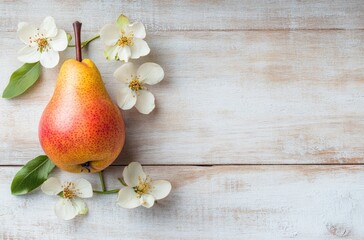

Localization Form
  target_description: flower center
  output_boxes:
[117,33,134,47]
[29,32,50,53]
[128,77,143,91]
[36,38,48,52]
[62,182,78,199]
[134,176,151,197]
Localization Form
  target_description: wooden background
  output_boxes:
[1,1,364,239]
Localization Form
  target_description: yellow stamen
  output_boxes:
[134,176,152,197]
[62,182,78,199]
[29,32,50,53]
[36,38,49,52]
[117,33,134,47]
[128,77,143,92]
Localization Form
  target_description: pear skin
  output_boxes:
[38,59,125,173]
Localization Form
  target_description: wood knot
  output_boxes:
[326,223,350,237]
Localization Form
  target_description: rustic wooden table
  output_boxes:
[1,1,364,239]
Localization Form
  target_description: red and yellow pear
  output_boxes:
[38,22,125,173]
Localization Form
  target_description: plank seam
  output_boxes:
[2,28,364,33]
[1,163,364,167]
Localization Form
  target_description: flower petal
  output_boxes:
[17,22,37,46]
[55,198,78,220]
[127,22,146,39]
[74,179,93,198]
[137,62,164,85]
[118,46,131,62]
[49,29,67,51]
[17,45,41,63]
[40,49,59,68]
[116,14,129,31]
[104,45,119,60]
[117,86,137,110]
[135,90,155,114]
[113,62,136,83]
[72,198,88,215]
[41,177,63,195]
[130,39,150,59]
[100,24,120,46]
[123,162,146,187]
[149,180,172,200]
[39,16,58,38]
[140,194,155,208]
[117,187,141,209]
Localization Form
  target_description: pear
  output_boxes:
[38,58,125,173]
[38,22,125,173]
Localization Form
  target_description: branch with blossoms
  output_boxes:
[3,15,162,114]
[5,14,171,220]
[41,163,171,220]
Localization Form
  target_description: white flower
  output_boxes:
[100,15,150,62]
[117,162,171,208]
[114,62,164,114]
[41,177,93,220]
[17,16,68,68]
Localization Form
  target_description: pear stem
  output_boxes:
[72,21,82,62]
[99,171,106,192]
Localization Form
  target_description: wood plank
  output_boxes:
[1,165,363,239]
[1,0,363,32]
[1,30,364,165]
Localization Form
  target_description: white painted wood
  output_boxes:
[1,166,364,239]
[1,0,363,32]
[1,1,364,239]
[0,30,363,165]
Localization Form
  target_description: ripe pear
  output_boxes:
[38,58,125,173]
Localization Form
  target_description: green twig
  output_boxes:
[99,171,106,192]
[68,34,100,48]
[93,171,121,194]
[93,189,119,194]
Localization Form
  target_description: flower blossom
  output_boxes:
[117,162,171,208]
[114,62,164,114]
[41,177,93,220]
[100,15,150,62]
[17,16,68,68]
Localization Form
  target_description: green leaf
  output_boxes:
[66,32,72,43]
[116,14,129,30]
[11,155,55,195]
[2,62,41,99]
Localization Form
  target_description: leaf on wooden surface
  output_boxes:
[2,62,41,99]
[11,155,55,195]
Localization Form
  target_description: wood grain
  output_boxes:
[1,1,364,239]
[1,165,364,239]
[1,30,363,165]
[0,0,363,32]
